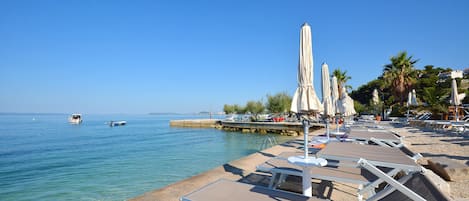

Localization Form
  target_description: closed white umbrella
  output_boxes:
[372,89,380,118]
[291,23,322,114]
[321,62,333,140]
[339,85,356,117]
[331,76,342,134]
[407,91,412,106]
[406,89,418,119]
[406,91,412,118]
[332,85,355,134]
[289,22,325,198]
[450,79,460,121]
[331,76,340,115]
[411,89,418,106]
[372,89,380,106]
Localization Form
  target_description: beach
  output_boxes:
[132,122,469,201]
[394,124,469,199]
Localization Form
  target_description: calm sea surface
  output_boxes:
[0,114,294,201]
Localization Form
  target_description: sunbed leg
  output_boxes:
[359,168,400,195]
[357,184,364,201]
[269,172,278,189]
[358,158,426,201]
[279,173,287,185]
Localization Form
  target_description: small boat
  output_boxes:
[109,121,127,127]
[68,114,83,124]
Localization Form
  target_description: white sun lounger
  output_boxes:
[180,179,323,201]
[257,151,401,200]
[347,129,404,148]
[256,155,383,200]
[316,142,430,201]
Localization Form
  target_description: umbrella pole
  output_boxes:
[407,107,410,120]
[326,118,330,140]
[456,106,458,121]
[303,118,309,159]
[336,115,340,133]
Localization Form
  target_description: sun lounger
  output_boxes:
[180,179,322,201]
[316,142,434,200]
[347,129,404,147]
[257,150,408,199]
[256,155,378,188]
[317,142,419,171]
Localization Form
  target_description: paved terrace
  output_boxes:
[132,122,469,201]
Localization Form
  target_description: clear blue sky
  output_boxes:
[1,0,468,114]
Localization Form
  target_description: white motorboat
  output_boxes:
[109,120,126,127]
[68,114,83,124]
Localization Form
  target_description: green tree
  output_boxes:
[332,68,352,97]
[233,104,246,114]
[266,92,292,113]
[421,87,449,119]
[223,104,235,114]
[245,100,265,121]
[245,101,265,114]
[383,51,418,106]
[350,79,385,105]
[353,101,367,114]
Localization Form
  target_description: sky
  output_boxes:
[1,0,468,114]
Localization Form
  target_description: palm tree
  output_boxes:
[332,68,351,97]
[383,51,418,106]
[421,87,449,119]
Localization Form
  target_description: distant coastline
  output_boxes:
[148,112,225,115]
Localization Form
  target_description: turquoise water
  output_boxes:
[0,114,294,201]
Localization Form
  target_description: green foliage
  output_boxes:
[223,104,235,114]
[233,104,246,114]
[266,92,292,113]
[383,51,419,105]
[332,68,352,96]
[245,101,265,114]
[348,53,465,118]
[223,92,291,115]
[353,101,367,114]
[463,90,469,104]
[421,87,449,115]
[224,104,246,114]
[350,79,385,105]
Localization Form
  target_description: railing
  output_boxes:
[259,136,278,150]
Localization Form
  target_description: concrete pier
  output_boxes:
[170,119,325,136]
[169,119,221,128]
[221,121,324,132]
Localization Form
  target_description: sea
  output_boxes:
[0,114,295,201]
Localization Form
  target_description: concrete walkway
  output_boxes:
[131,123,469,201]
